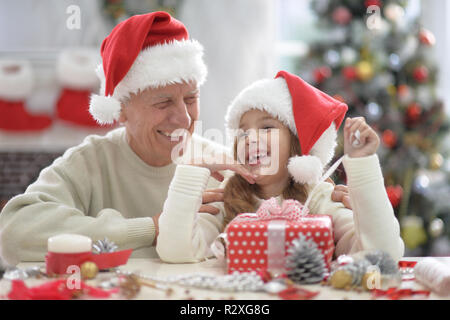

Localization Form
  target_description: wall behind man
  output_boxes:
[179,0,276,139]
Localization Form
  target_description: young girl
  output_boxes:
[156,71,404,263]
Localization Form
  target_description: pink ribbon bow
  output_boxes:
[256,197,309,221]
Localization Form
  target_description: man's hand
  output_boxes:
[200,188,224,214]
[331,185,352,210]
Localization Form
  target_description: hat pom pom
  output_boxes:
[288,155,324,185]
[89,94,121,125]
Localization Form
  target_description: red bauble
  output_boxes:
[386,185,403,208]
[365,0,382,8]
[342,66,358,80]
[419,29,436,46]
[313,66,332,84]
[397,84,410,98]
[332,6,352,25]
[406,102,422,123]
[382,129,397,148]
[412,66,429,83]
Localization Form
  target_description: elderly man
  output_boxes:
[0,12,350,266]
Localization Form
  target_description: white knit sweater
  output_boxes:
[0,127,225,265]
[156,154,405,263]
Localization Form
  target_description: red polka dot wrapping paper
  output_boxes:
[225,214,334,274]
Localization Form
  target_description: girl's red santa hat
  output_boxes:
[89,11,207,124]
[225,70,348,184]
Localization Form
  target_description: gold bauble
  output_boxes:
[401,216,427,249]
[356,61,374,81]
[329,269,353,289]
[429,153,444,170]
[387,84,397,97]
[80,261,99,279]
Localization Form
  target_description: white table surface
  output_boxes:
[1,257,448,300]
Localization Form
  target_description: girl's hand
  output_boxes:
[187,153,257,184]
[344,117,380,158]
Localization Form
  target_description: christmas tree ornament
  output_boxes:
[342,66,358,81]
[405,102,422,125]
[381,129,397,149]
[0,59,53,132]
[365,101,382,121]
[412,66,429,83]
[401,216,427,249]
[383,3,405,23]
[428,218,444,238]
[413,172,430,194]
[332,6,352,25]
[356,60,374,81]
[419,28,436,47]
[429,153,444,170]
[397,84,413,104]
[80,261,99,279]
[92,237,119,254]
[386,84,397,97]
[329,259,371,289]
[285,234,327,284]
[340,47,357,65]
[324,49,341,67]
[313,66,332,84]
[329,269,353,289]
[388,53,402,71]
[386,185,403,209]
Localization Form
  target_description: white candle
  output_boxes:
[47,234,92,253]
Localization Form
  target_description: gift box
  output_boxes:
[224,198,334,275]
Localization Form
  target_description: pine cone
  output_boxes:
[285,234,327,284]
[364,250,399,275]
[93,237,118,254]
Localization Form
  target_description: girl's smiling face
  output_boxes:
[236,109,292,186]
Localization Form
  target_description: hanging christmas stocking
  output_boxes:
[0,60,52,132]
[56,48,106,127]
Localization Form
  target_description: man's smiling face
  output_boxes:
[119,81,200,166]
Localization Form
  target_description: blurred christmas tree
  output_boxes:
[296,0,450,256]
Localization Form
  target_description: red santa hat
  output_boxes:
[225,70,348,184]
[89,11,207,124]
